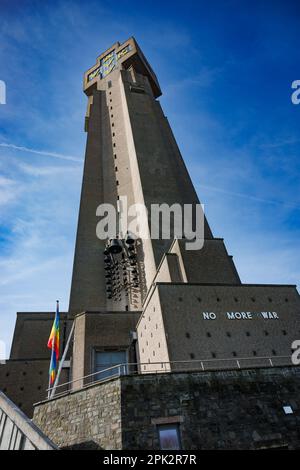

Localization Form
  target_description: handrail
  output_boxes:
[46,354,295,399]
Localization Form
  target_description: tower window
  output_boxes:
[246,331,250,337]
[282,330,287,336]
[226,332,231,338]
[253,350,257,356]
[232,351,237,357]
[234,297,238,302]
[211,352,216,358]
[190,353,195,359]
[108,81,112,88]
[116,180,119,186]
[178,297,183,302]
[197,297,202,302]
[115,167,118,172]
[206,332,211,338]
[264,330,269,336]
[186,332,190,338]
[272,349,277,356]
[268,298,273,302]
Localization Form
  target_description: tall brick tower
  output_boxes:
[68,37,239,315]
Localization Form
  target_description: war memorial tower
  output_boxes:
[1,38,300,450]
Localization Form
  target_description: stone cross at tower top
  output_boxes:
[84,37,161,98]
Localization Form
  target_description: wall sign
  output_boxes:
[202,311,279,320]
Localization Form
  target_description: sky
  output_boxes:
[0,0,299,354]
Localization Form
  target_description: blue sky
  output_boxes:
[0,0,299,353]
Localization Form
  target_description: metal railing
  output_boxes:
[46,354,296,400]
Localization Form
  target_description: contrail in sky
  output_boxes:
[0,143,82,163]
[200,184,300,210]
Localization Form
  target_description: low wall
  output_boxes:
[33,367,300,450]
[34,379,122,450]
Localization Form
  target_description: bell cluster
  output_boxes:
[104,235,139,301]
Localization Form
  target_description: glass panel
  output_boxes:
[94,351,127,381]
[158,425,181,450]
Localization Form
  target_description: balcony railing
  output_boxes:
[45,354,297,400]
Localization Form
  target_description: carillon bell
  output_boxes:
[104,235,140,301]
[108,238,123,254]
[125,233,135,245]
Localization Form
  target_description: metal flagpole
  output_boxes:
[47,300,59,399]
[47,363,52,399]
[49,320,75,399]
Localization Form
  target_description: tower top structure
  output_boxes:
[83,37,162,98]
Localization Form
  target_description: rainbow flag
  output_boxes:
[47,301,60,386]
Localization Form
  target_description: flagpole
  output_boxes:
[48,300,59,399]
[49,320,75,399]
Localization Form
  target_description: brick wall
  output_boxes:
[34,379,122,449]
[33,366,300,450]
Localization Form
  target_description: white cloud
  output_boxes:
[0,175,21,206]
[17,161,81,177]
